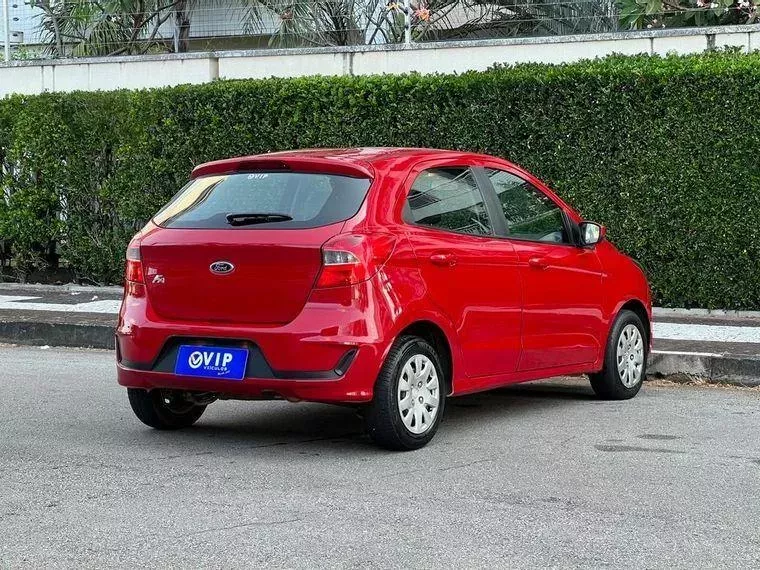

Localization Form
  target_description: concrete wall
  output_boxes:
[1,25,758,97]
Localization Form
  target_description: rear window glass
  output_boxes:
[153,172,371,229]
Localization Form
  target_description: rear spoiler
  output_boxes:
[191,156,374,180]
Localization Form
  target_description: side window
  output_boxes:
[406,167,492,236]
[486,169,569,244]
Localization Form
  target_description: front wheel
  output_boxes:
[127,388,207,430]
[589,309,648,400]
[365,336,446,451]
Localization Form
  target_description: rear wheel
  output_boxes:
[365,336,446,451]
[127,388,207,430]
[590,310,647,400]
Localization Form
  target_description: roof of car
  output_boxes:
[190,147,490,179]
[263,147,459,162]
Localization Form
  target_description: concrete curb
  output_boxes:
[0,320,115,349]
[648,350,760,387]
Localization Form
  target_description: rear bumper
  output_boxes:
[116,343,379,403]
[116,278,396,403]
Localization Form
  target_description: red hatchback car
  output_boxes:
[117,148,651,450]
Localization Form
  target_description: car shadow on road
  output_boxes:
[138,377,596,452]
[443,377,596,428]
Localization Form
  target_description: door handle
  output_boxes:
[430,253,457,267]
[528,257,548,269]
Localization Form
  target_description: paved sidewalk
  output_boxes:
[1,283,759,385]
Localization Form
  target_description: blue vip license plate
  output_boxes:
[175,345,249,380]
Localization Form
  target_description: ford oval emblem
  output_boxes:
[209,261,235,275]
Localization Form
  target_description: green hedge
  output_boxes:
[1,50,760,308]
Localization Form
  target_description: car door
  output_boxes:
[480,166,605,372]
[402,162,523,378]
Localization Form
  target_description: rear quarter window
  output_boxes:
[404,167,493,236]
[154,172,371,229]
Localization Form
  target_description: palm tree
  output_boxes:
[240,0,396,47]
[415,0,618,40]
[32,0,620,56]
[31,0,188,57]
[240,0,618,47]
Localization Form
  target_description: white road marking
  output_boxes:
[653,322,760,344]
[651,349,723,358]
[0,295,121,314]
[1,293,760,343]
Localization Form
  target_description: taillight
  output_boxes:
[125,240,145,297]
[315,233,396,289]
[125,245,144,283]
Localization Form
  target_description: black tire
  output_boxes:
[589,309,648,400]
[127,388,206,430]
[365,336,447,451]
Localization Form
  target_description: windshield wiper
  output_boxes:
[226,212,294,226]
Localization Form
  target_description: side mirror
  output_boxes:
[579,221,605,247]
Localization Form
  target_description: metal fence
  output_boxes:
[1,0,758,60]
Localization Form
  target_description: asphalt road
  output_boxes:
[1,346,759,569]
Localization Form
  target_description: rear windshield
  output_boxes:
[153,172,371,229]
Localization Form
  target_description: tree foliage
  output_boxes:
[617,0,758,29]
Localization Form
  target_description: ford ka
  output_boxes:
[117,148,651,450]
